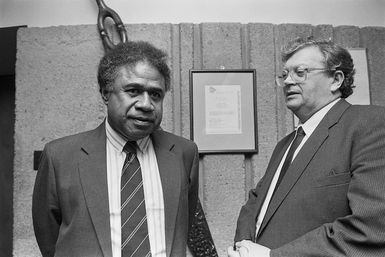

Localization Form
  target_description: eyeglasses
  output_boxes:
[275,66,335,87]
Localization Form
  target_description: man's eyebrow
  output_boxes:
[148,87,164,92]
[122,83,142,88]
[121,83,165,93]
[283,64,306,70]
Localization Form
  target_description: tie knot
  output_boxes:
[296,126,305,136]
[123,141,137,154]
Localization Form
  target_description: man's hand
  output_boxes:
[229,240,270,257]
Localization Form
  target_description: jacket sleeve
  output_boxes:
[187,143,219,257]
[271,111,385,257]
[234,188,260,243]
[32,144,61,257]
[188,143,199,229]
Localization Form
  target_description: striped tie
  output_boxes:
[121,142,151,257]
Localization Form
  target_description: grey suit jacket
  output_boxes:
[33,122,199,257]
[235,99,385,256]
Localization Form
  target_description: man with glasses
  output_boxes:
[228,38,385,257]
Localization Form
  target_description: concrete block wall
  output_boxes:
[14,23,385,256]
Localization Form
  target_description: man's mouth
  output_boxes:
[131,116,154,123]
[286,91,300,97]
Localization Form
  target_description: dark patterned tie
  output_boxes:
[275,126,306,190]
[121,142,151,257]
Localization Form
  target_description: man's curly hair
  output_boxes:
[281,37,356,98]
[97,41,171,94]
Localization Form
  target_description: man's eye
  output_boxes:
[295,68,306,77]
[150,91,163,101]
[281,71,289,79]
[126,88,140,95]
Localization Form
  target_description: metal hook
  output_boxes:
[95,0,128,51]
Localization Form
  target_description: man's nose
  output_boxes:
[284,73,296,86]
[136,92,154,111]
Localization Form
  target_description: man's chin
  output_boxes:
[119,122,160,141]
[130,124,160,140]
[285,98,301,110]
[124,131,151,141]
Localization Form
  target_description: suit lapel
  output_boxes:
[258,125,329,236]
[258,99,351,236]
[78,123,112,257]
[152,130,181,257]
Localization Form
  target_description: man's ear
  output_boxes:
[330,70,344,93]
[101,88,110,104]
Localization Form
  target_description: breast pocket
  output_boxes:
[315,172,351,188]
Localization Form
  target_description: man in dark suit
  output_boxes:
[33,41,199,257]
[228,38,385,256]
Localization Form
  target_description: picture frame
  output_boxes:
[346,48,371,105]
[189,69,258,154]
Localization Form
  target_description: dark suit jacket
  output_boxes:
[32,122,199,257]
[235,99,385,256]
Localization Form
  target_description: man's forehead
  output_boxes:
[121,61,156,73]
[284,46,324,67]
[116,63,166,90]
[119,62,163,78]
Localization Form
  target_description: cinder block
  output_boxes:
[248,23,277,185]
[203,155,245,257]
[201,23,243,69]
[360,27,385,106]
[313,24,333,41]
[179,23,194,139]
[333,25,360,47]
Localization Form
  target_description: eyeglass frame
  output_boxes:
[275,66,336,87]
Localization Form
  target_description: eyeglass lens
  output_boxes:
[276,68,307,87]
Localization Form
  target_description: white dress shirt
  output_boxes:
[255,98,341,236]
[106,121,166,257]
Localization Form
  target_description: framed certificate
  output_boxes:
[189,69,258,153]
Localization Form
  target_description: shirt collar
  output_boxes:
[298,98,341,136]
[105,119,150,154]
